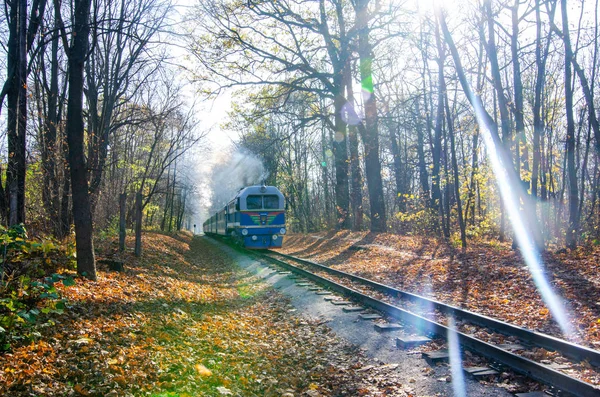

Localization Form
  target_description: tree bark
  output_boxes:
[345,61,363,230]
[434,16,466,247]
[332,81,351,229]
[561,0,579,249]
[354,0,386,232]
[484,0,513,162]
[431,19,444,222]
[5,0,21,226]
[65,0,96,279]
[40,12,62,236]
[415,98,430,203]
[2,0,46,226]
[388,117,406,212]
[135,192,142,257]
[119,193,126,252]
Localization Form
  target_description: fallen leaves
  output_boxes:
[282,231,600,346]
[195,363,212,377]
[0,232,410,396]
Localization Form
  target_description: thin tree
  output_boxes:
[559,0,579,249]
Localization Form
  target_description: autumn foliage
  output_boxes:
[0,232,410,396]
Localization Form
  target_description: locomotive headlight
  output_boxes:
[251,235,257,241]
[272,235,278,240]
[279,228,286,235]
[241,229,249,236]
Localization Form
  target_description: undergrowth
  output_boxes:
[0,224,75,351]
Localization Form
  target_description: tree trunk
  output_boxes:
[161,166,171,231]
[345,60,363,230]
[5,0,20,226]
[415,98,430,203]
[40,15,62,236]
[439,7,521,245]
[431,20,444,223]
[119,193,126,252]
[321,124,333,228]
[135,192,142,257]
[168,158,177,233]
[354,0,386,232]
[65,0,96,279]
[332,79,351,229]
[435,17,466,247]
[15,0,27,225]
[532,0,549,201]
[3,0,46,226]
[388,118,406,212]
[485,0,512,162]
[60,131,72,238]
[561,0,579,249]
[465,129,479,226]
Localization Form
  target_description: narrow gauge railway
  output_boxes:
[203,185,287,249]
[246,249,600,397]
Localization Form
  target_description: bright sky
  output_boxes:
[171,0,235,152]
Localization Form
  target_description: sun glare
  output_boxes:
[469,94,575,339]
[416,0,463,15]
[448,317,467,397]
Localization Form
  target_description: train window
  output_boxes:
[263,195,279,209]
[247,195,262,209]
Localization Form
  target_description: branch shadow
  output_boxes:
[284,230,353,258]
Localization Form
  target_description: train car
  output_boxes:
[203,185,286,249]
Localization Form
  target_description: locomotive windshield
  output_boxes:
[263,195,279,209]
[247,195,280,210]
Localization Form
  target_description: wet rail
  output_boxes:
[250,249,600,397]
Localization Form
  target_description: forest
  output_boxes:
[1,0,600,395]
[193,0,600,255]
[0,0,599,272]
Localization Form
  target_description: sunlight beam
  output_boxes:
[448,317,467,397]
[469,90,575,338]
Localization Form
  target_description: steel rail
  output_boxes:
[268,250,600,368]
[255,251,600,397]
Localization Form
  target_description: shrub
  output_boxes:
[0,225,75,351]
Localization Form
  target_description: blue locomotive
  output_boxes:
[202,185,286,249]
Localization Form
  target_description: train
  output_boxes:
[202,185,286,249]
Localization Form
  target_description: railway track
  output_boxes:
[247,248,600,397]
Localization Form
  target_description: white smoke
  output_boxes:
[206,147,269,214]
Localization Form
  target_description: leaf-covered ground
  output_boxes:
[0,233,410,396]
[281,231,600,348]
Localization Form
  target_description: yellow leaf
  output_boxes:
[74,384,89,396]
[113,375,127,386]
[195,364,212,377]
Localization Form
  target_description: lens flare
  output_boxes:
[469,93,574,338]
[341,101,362,125]
[448,317,466,397]
[360,58,374,94]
